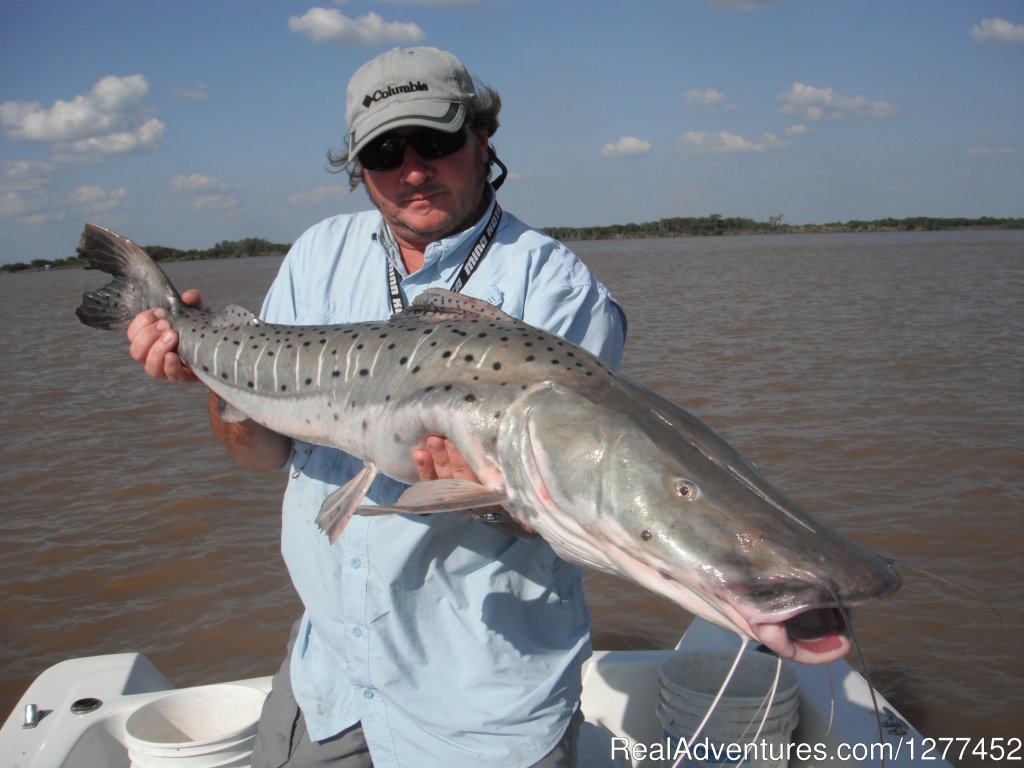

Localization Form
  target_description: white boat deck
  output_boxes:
[2,618,948,768]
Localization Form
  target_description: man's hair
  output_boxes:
[328,80,502,190]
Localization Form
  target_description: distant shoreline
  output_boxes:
[544,215,1023,242]
[3,216,1021,273]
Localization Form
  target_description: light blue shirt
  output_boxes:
[260,197,626,768]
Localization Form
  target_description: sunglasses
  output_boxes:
[358,126,470,171]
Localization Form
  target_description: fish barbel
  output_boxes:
[75,223,900,664]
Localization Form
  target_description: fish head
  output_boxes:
[500,381,901,664]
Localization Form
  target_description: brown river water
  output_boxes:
[1,230,1021,765]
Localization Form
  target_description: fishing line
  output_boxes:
[885,555,1004,632]
[671,638,750,768]
[834,591,888,768]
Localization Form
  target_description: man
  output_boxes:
[128,47,625,767]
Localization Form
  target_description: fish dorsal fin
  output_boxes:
[211,304,260,328]
[405,288,514,323]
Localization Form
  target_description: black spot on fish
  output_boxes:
[551,359,560,365]
[464,354,474,362]
[221,373,228,379]
[359,369,369,376]
[305,378,312,385]
[281,385,287,391]
[492,362,502,371]
[442,350,452,359]
[303,341,311,347]
[267,350,274,357]
[332,370,341,378]
[526,355,535,362]
[464,394,477,403]
[424,386,434,393]
[399,356,408,365]
[411,366,420,374]
[247,382,254,389]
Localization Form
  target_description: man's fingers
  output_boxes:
[180,289,202,309]
[444,440,474,480]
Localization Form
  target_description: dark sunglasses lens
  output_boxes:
[411,128,468,160]
[359,127,468,171]
[359,136,404,171]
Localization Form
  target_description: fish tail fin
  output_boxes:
[75,223,183,331]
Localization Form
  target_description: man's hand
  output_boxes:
[412,435,478,482]
[412,435,534,535]
[126,289,202,382]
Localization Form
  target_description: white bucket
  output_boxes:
[125,685,267,768]
[656,651,799,768]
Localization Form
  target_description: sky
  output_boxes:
[1,0,1022,265]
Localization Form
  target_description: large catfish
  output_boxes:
[76,223,900,664]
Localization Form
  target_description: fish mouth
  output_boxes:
[752,607,852,663]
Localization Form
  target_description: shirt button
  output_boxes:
[350,558,361,569]
[352,626,362,637]
[362,689,374,700]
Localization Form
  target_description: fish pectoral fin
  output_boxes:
[217,400,249,423]
[315,463,379,544]
[356,480,509,515]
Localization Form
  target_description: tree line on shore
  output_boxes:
[1,236,291,273]
[3,216,1020,273]
[543,214,1023,241]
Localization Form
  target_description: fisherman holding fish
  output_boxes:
[123,48,626,768]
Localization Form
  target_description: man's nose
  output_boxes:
[398,144,432,184]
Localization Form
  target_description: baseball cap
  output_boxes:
[346,47,476,160]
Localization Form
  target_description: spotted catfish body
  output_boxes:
[76,223,901,665]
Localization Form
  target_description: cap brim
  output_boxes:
[349,101,466,159]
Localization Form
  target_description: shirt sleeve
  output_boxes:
[520,245,627,369]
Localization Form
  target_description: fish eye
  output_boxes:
[674,480,699,499]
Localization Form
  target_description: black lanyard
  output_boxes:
[386,203,503,314]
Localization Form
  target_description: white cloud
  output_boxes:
[192,194,239,212]
[0,160,53,220]
[0,75,163,161]
[685,88,737,111]
[288,8,425,45]
[289,185,349,206]
[172,83,209,101]
[966,145,1019,157]
[0,75,150,143]
[69,184,128,213]
[970,18,1024,43]
[62,117,164,156]
[675,130,786,154]
[785,123,811,136]
[779,82,898,121]
[601,136,652,158]
[168,173,238,211]
[171,173,228,194]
